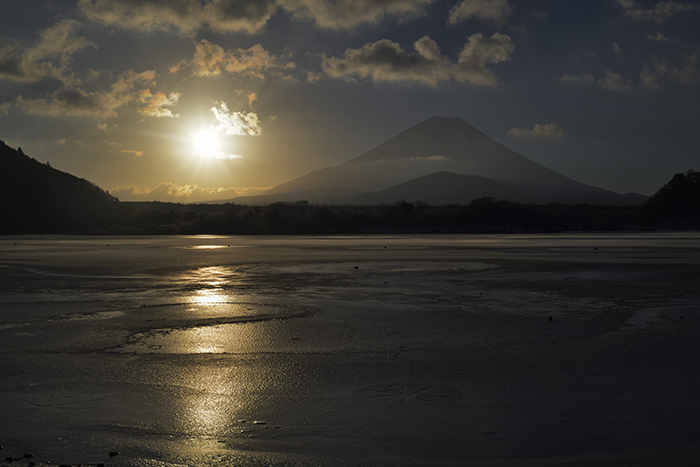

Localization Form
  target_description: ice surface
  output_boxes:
[0,233,699,466]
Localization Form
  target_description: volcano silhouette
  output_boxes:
[236,117,642,205]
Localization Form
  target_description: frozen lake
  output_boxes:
[1,233,699,466]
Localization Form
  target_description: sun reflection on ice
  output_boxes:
[191,288,227,305]
[178,364,243,437]
[187,326,226,353]
[185,266,234,306]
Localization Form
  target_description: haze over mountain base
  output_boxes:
[1,234,699,466]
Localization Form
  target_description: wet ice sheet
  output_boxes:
[269,261,492,274]
[0,233,700,466]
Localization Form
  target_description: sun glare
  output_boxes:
[193,129,221,158]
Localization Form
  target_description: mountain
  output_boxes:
[247,116,643,206]
[348,171,526,205]
[0,141,117,233]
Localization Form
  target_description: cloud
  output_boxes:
[247,92,258,108]
[14,70,177,119]
[613,43,622,56]
[448,0,513,27]
[616,0,700,23]
[138,89,181,117]
[452,33,515,86]
[211,101,262,136]
[0,20,94,85]
[597,70,635,91]
[78,0,437,34]
[233,186,271,196]
[288,0,436,30]
[558,71,635,92]
[560,52,700,91]
[189,39,226,76]
[557,73,595,85]
[0,102,10,115]
[322,33,513,87]
[16,87,128,118]
[322,36,450,86]
[204,0,280,33]
[647,32,670,41]
[640,50,700,88]
[110,182,240,203]
[79,0,279,35]
[78,0,204,35]
[120,149,143,157]
[205,152,243,160]
[508,123,566,139]
[186,39,293,79]
[55,138,86,145]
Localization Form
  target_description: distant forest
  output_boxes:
[1,141,698,235]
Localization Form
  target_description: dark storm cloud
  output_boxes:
[322,33,514,86]
[0,20,93,84]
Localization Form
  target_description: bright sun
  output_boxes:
[193,129,221,158]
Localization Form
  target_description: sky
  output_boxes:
[1,0,699,202]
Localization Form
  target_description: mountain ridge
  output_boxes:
[0,140,117,233]
[252,117,642,206]
[348,171,527,205]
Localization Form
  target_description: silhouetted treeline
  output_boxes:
[642,169,700,229]
[86,198,649,235]
[85,199,569,235]
[1,141,698,234]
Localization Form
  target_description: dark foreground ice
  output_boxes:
[0,233,699,466]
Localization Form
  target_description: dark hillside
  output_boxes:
[0,141,117,233]
[643,169,700,229]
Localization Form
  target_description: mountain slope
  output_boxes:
[348,171,526,205]
[260,116,635,205]
[0,141,117,233]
